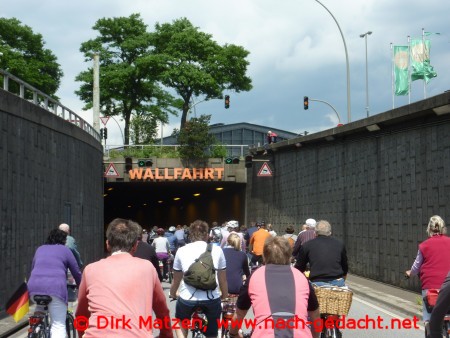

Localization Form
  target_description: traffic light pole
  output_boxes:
[309,98,342,125]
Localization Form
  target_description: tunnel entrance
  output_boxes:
[104,181,246,230]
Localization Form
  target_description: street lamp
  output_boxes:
[360,31,372,117]
[314,0,351,123]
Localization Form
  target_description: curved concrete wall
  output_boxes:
[0,89,104,312]
[246,92,450,291]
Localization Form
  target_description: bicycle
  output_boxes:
[159,255,173,283]
[421,289,450,338]
[312,283,352,338]
[27,295,76,338]
[190,306,209,338]
[219,296,252,338]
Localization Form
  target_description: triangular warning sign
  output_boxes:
[100,116,110,126]
[257,162,273,177]
[104,163,120,178]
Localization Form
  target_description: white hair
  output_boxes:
[427,215,446,236]
[315,220,332,236]
[59,223,70,233]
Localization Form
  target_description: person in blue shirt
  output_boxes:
[165,226,178,254]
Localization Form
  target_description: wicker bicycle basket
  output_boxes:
[313,286,353,315]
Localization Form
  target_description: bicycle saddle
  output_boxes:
[34,295,52,305]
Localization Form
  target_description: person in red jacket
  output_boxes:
[405,215,450,323]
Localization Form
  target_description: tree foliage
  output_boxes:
[75,14,180,145]
[151,18,253,131]
[176,115,216,160]
[0,17,63,97]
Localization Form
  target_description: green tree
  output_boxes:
[0,17,63,97]
[75,14,179,145]
[176,115,216,160]
[151,18,253,131]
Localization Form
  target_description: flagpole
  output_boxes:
[422,28,427,99]
[390,43,394,109]
[407,36,411,104]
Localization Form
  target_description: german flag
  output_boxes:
[6,282,29,322]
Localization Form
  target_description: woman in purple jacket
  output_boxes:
[28,228,82,338]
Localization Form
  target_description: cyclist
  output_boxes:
[170,220,228,338]
[76,218,172,338]
[152,228,171,280]
[429,270,450,338]
[248,221,271,267]
[294,220,348,287]
[405,215,450,323]
[222,233,250,295]
[220,220,245,251]
[229,237,320,338]
[28,228,81,338]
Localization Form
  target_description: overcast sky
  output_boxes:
[2,0,449,146]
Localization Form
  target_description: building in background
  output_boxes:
[161,122,298,157]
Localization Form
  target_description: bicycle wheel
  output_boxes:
[66,312,76,338]
[443,321,449,338]
[28,326,46,338]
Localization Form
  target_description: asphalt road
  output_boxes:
[8,281,425,337]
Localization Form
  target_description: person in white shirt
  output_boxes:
[170,220,228,338]
[220,220,245,251]
[152,228,170,280]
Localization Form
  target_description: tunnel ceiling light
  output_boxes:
[216,187,224,191]
[142,203,147,206]
[103,194,108,197]
[107,187,113,191]
[158,200,163,204]
[193,193,200,197]
[173,197,181,201]
[127,205,132,208]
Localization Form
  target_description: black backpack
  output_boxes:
[183,243,217,291]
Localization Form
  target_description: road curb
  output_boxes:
[346,280,422,321]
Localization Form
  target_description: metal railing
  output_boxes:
[104,144,250,158]
[0,69,100,142]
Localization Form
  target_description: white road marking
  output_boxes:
[353,296,424,331]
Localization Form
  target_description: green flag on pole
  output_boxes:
[410,39,437,83]
[394,46,409,96]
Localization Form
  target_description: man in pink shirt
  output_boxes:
[76,218,173,338]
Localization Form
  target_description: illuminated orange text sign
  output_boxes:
[128,167,224,181]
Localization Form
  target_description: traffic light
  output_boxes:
[225,157,239,164]
[125,157,132,172]
[225,157,233,164]
[245,155,253,168]
[303,96,309,110]
[138,159,153,167]
[225,95,230,109]
[100,128,104,138]
[103,128,108,139]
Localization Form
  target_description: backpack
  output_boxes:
[210,227,223,244]
[287,235,295,248]
[183,243,217,291]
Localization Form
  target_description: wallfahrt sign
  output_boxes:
[128,167,224,181]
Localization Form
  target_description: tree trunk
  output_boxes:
[180,100,190,131]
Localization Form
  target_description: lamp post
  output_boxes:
[109,116,125,145]
[360,31,372,117]
[314,0,351,123]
